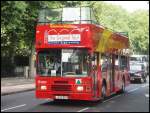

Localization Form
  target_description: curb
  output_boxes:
[1,84,35,96]
[1,88,35,96]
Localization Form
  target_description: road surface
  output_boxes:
[1,79,149,112]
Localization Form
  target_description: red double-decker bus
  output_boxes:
[35,7,130,101]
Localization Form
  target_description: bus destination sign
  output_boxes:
[48,34,81,44]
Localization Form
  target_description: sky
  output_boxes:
[104,1,149,12]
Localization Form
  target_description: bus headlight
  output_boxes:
[41,85,47,90]
[77,86,83,91]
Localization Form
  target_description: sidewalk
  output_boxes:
[1,77,35,96]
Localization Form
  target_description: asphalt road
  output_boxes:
[1,78,149,112]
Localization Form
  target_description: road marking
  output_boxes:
[145,94,149,98]
[77,107,89,112]
[103,94,121,103]
[1,104,26,112]
[128,88,139,93]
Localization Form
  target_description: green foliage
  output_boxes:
[60,1,81,7]
[1,1,28,56]
[128,10,149,54]
[1,1,61,57]
[1,1,149,57]
[92,1,149,54]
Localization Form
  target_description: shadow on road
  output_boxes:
[40,93,126,107]
[130,81,147,84]
[26,93,129,112]
[41,99,102,107]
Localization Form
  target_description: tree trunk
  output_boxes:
[29,43,35,79]
[10,52,15,77]
[9,32,16,77]
[29,19,37,79]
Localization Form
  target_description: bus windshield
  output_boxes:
[37,49,89,77]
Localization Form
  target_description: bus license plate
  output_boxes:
[55,96,68,99]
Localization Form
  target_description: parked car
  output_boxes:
[130,55,149,75]
[129,63,147,83]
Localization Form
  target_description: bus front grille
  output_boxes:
[54,81,68,84]
[51,85,71,91]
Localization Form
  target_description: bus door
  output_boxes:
[91,53,99,98]
[102,54,114,94]
[110,54,115,93]
[114,55,120,91]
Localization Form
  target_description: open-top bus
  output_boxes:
[35,7,130,101]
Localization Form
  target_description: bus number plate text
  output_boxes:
[55,96,68,99]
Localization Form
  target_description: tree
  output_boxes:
[1,1,28,75]
[1,1,62,77]
[60,1,81,7]
[1,1,149,77]
[1,1,28,57]
[23,1,63,78]
[92,1,149,55]
[128,10,149,54]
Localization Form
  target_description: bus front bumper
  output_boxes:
[35,91,94,101]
